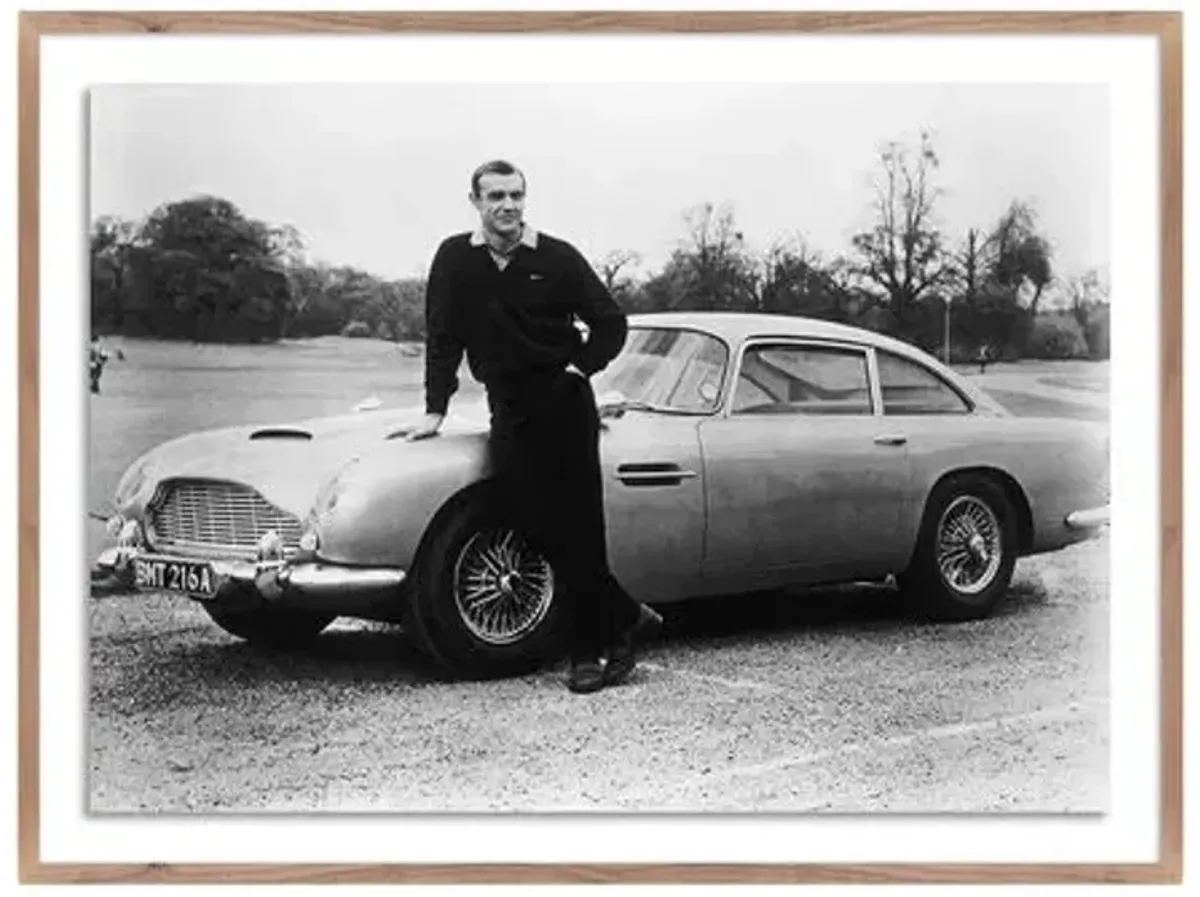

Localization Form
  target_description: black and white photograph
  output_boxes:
[86,80,1111,816]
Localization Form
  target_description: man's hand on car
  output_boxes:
[406,413,445,441]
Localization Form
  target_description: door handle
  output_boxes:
[873,434,908,446]
[616,463,698,486]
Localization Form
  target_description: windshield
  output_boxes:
[592,327,729,413]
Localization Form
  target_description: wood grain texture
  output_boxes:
[1157,11,1185,885]
[17,8,1183,885]
[17,10,42,886]
[12,860,1191,885]
[20,10,1179,34]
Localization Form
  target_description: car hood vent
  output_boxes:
[249,428,314,441]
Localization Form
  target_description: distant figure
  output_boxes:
[89,337,110,394]
[976,344,992,375]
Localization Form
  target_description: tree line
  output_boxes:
[91,132,1109,360]
[90,196,426,344]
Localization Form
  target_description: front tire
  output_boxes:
[900,474,1017,621]
[408,493,564,679]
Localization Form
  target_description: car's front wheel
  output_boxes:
[407,493,564,679]
[203,602,333,649]
[900,474,1017,621]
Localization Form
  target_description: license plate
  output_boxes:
[133,557,218,599]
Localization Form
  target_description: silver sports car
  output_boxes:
[93,312,1110,678]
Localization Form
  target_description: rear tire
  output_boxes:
[900,474,1017,621]
[408,492,564,679]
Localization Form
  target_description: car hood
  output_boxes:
[125,398,491,518]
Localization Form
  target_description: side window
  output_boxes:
[877,351,972,415]
[664,331,729,413]
[732,344,873,416]
[594,328,728,414]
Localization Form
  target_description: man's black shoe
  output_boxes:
[567,658,605,694]
[603,603,664,686]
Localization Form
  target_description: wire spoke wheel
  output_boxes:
[935,495,1003,596]
[453,527,554,646]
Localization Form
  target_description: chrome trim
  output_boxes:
[142,537,305,562]
[936,495,1003,595]
[866,346,884,417]
[92,547,405,601]
[873,347,977,415]
[616,469,699,485]
[93,546,124,571]
[277,564,406,594]
[1065,507,1110,529]
[729,337,877,418]
[147,479,304,558]
[616,324,734,418]
[452,527,554,647]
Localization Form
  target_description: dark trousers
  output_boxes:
[488,369,641,659]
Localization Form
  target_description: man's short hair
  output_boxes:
[471,159,526,197]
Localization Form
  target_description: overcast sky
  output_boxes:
[90,83,1109,284]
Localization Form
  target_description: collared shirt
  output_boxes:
[422,227,628,415]
[469,225,540,271]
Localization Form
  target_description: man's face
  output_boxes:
[471,172,526,241]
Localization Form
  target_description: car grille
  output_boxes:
[148,479,303,558]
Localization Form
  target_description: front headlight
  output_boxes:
[114,457,151,507]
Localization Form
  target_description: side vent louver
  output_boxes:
[249,428,313,441]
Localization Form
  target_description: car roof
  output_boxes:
[626,311,1007,413]
[629,311,927,360]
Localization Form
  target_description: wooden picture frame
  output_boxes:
[18,10,1182,885]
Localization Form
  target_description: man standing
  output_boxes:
[89,336,110,394]
[976,343,991,375]
[408,159,661,693]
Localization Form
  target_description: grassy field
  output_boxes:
[86,336,1108,562]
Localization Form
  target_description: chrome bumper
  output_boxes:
[1065,506,1110,529]
[92,546,406,606]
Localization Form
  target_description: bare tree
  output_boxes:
[758,236,847,318]
[850,131,953,327]
[595,248,641,293]
[677,202,756,311]
[954,227,991,308]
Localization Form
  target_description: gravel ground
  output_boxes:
[87,534,1108,815]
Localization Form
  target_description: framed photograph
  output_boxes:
[18,9,1182,885]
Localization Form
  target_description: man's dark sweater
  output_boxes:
[423,230,628,416]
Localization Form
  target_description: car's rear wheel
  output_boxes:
[899,474,1017,621]
[408,493,564,679]
[203,600,333,649]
